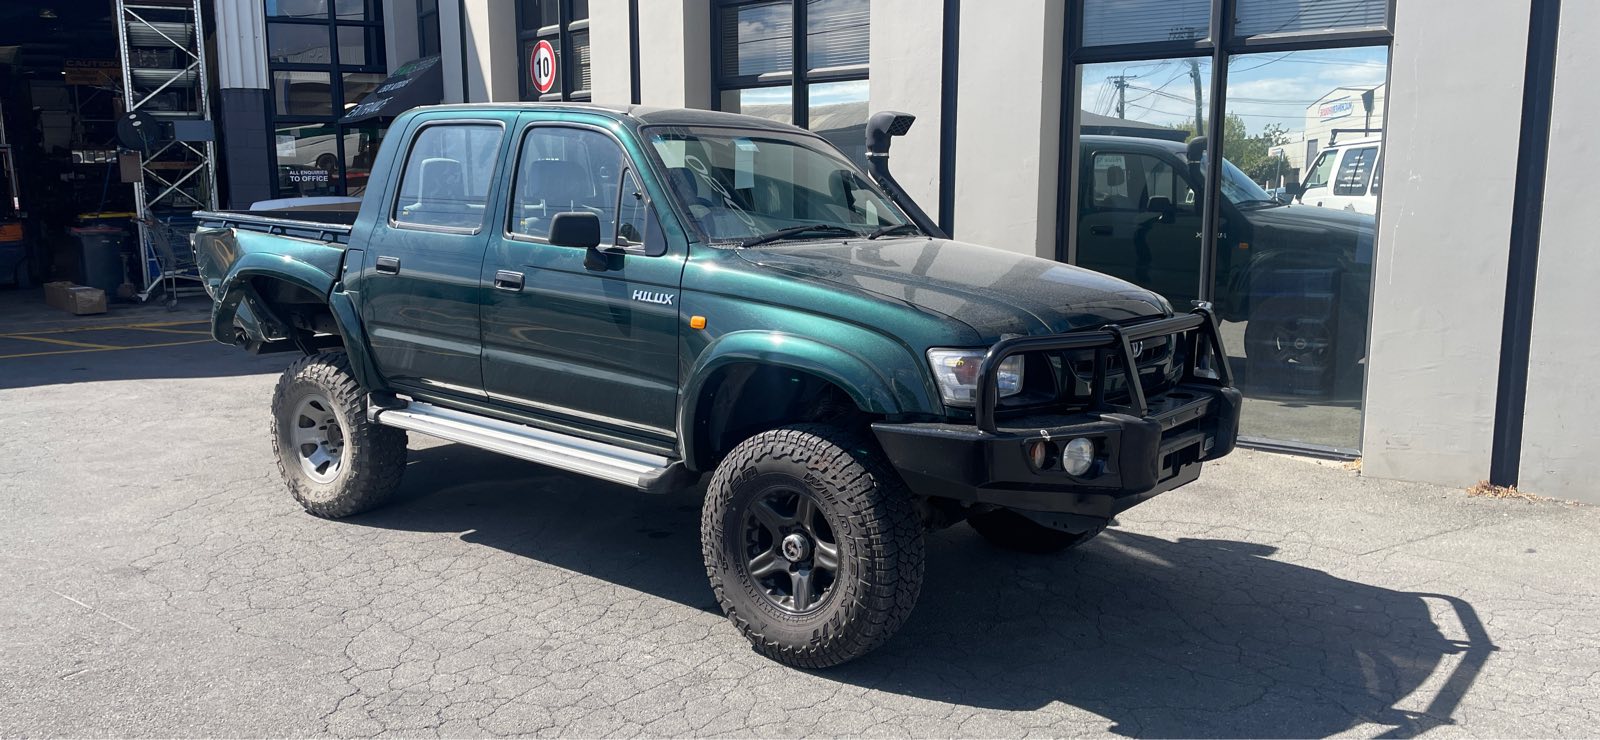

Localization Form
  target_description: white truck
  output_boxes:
[1295,133,1382,215]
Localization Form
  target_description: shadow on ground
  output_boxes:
[353,442,1495,738]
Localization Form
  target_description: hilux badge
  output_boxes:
[632,289,675,306]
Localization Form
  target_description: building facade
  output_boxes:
[211,0,1599,504]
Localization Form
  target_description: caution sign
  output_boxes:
[530,39,557,95]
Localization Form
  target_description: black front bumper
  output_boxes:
[872,309,1242,520]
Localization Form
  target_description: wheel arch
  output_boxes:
[214,254,383,391]
[679,331,908,473]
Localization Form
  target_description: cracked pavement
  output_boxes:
[2,329,1598,737]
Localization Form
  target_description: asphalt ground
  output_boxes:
[1,298,1597,738]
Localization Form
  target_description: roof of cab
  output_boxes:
[406,102,811,134]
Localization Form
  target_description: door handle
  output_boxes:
[493,269,525,291]
[374,255,401,274]
[1089,225,1112,236]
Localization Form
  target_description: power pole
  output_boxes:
[1188,59,1206,137]
[1108,75,1137,119]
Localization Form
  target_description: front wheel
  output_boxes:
[701,424,925,668]
[270,351,408,518]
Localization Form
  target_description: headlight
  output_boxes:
[926,349,1024,406]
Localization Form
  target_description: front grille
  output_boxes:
[995,333,1184,417]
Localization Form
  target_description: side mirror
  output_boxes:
[1283,177,1305,198]
[550,211,609,270]
[1145,195,1175,222]
[1186,136,1207,165]
[549,211,602,249]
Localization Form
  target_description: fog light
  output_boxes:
[1026,440,1054,469]
[1061,438,1096,476]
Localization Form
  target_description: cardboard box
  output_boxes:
[43,281,107,315]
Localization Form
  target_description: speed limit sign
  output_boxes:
[530,39,557,95]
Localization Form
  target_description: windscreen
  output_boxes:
[646,127,908,243]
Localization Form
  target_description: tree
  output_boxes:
[1165,115,1294,184]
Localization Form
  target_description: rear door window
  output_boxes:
[391,123,504,231]
[1333,146,1379,196]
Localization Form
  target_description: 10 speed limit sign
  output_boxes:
[530,39,557,95]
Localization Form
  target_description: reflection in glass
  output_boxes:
[341,72,384,107]
[333,0,369,21]
[1071,58,1211,309]
[719,86,793,125]
[808,0,870,70]
[336,26,372,66]
[272,70,332,115]
[1081,0,1209,47]
[275,123,341,197]
[720,1,793,78]
[343,125,384,196]
[808,80,869,168]
[1215,46,1387,449]
[267,0,326,19]
[1234,0,1386,37]
[268,23,331,64]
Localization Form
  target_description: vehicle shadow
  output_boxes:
[356,442,1494,738]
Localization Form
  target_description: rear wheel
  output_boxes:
[270,351,408,518]
[701,424,924,668]
[968,509,1106,554]
[1244,297,1336,397]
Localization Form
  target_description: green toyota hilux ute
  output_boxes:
[194,103,1241,668]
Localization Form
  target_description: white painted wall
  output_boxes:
[1360,0,1529,487]
[950,0,1064,257]
[439,0,465,103]
[1519,1,1600,503]
[635,0,712,109]
[867,0,944,213]
[460,0,520,102]
[215,0,268,89]
[384,0,420,75]
[590,0,635,104]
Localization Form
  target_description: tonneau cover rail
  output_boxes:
[194,210,354,245]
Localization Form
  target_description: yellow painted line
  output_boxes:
[3,335,120,349]
[122,327,212,336]
[0,338,213,361]
[0,319,208,336]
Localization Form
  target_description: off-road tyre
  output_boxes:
[701,424,924,668]
[967,509,1107,554]
[1243,297,1336,398]
[270,351,407,518]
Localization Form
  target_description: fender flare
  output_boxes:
[213,252,384,391]
[677,330,914,471]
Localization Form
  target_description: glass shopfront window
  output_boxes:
[1065,0,1391,456]
[264,0,386,197]
[518,0,591,101]
[715,0,871,169]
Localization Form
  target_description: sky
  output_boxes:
[1078,46,1389,137]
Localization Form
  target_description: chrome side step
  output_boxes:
[370,400,682,490]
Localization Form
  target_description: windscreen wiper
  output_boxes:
[738,224,861,248]
[865,223,923,240]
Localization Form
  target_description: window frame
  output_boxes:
[516,0,592,102]
[503,121,662,255]
[711,0,870,131]
[265,0,388,198]
[1059,0,1395,458]
[388,119,508,236]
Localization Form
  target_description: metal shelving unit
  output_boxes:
[113,0,216,301]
